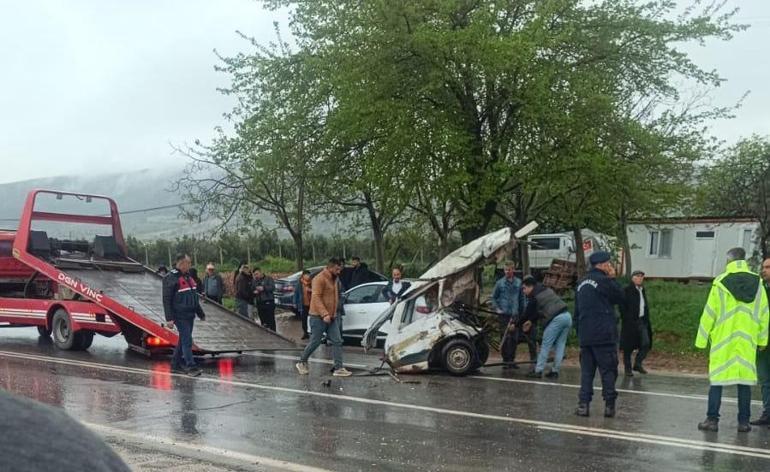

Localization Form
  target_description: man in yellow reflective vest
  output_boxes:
[695,248,770,433]
[750,257,770,427]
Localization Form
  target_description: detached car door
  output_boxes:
[343,282,390,340]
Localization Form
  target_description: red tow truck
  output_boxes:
[0,190,296,355]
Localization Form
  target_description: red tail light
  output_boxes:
[283,286,295,293]
[416,306,430,314]
[146,336,170,347]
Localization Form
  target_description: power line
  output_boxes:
[109,203,186,216]
[0,202,188,223]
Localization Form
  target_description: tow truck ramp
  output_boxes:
[4,189,298,355]
[66,264,297,353]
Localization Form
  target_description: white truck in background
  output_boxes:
[527,230,611,271]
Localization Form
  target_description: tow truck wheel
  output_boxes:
[441,338,475,376]
[37,326,52,337]
[74,331,94,350]
[52,309,76,350]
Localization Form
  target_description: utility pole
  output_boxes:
[219,247,224,266]
[144,245,149,266]
[247,246,252,265]
[167,245,172,267]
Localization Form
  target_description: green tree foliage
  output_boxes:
[174,0,741,276]
[174,30,323,270]
[698,135,770,258]
[263,0,741,245]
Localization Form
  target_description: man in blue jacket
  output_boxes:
[492,261,530,368]
[163,254,207,377]
[574,251,625,418]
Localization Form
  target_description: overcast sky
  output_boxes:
[0,0,768,184]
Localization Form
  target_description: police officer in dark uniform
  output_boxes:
[162,254,206,377]
[574,251,625,418]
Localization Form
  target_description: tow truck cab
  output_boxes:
[0,231,35,289]
[0,229,123,349]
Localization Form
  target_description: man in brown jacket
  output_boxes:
[296,258,352,377]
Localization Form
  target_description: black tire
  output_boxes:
[474,338,490,369]
[74,331,94,351]
[441,338,476,376]
[52,309,76,350]
[37,325,52,337]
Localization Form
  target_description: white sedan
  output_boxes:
[339,281,392,343]
[309,281,429,344]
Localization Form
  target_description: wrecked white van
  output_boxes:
[362,223,538,376]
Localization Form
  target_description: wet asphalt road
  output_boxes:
[0,329,769,471]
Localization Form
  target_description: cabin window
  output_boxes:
[648,232,659,256]
[531,237,561,250]
[742,229,754,253]
[648,230,673,258]
[0,240,11,257]
[695,231,715,238]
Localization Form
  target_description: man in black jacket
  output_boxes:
[252,267,277,331]
[234,264,253,318]
[163,254,206,377]
[620,270,653,377]
[349,257,373,289]
[574,251,625,418]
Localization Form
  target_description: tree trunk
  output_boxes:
[292,233,304,270]
[619,207,632,277]
[371,226,385,273]
[438,235,450,258]
[362,192,387,273]
[515,206,531,275]
[520,240,530,275]
[573,228,586,277]
[458,200,498,243]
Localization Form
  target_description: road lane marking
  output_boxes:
[86,421,334,472]
[246,351,762,407]
[246,351,370,369]
[468,374,766,406]
[1,350,770,461]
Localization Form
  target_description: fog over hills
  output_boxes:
[0,167,348,240]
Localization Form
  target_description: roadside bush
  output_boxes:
[254,256,297,275]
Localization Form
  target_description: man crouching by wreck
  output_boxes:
[574,252,625,418]
[296,258,352,377]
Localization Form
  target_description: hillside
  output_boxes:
[0,168,347,239]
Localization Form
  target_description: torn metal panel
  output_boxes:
[420,227,518,281]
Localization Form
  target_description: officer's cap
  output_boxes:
[589,251,611,265]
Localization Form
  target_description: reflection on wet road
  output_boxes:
[0,330,769,471]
